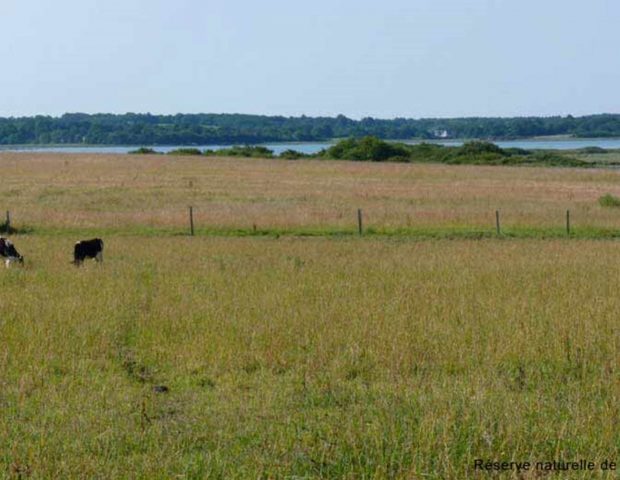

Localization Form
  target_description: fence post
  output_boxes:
[357,209,363,236]
[495,210,500,235]
[4,211,10,234]
[189,206,194,236]
[566,210,570,236]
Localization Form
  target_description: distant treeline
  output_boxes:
[2,113,620,145]
[135,137,611,168]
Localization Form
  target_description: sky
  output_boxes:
[0,0,618,119]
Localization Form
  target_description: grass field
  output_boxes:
[0,153,619,479]
[3,152,620,235]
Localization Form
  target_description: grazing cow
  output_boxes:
[0,237,24,268]
[73,238,104,266]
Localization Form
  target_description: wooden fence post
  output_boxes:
[189,206,194,236]
[357,209,363,236]
[566,210,570,236]
[495,210,500,235]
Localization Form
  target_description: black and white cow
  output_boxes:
[73,238,104,266]
[0,237,24,268]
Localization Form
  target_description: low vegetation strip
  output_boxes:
[131,136,620,167]
[12,224,620,240]
[320,137,594,166]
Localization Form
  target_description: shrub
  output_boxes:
[279,149,307,160]
[530,151,588,167]
[210,146,274,158]
[457,141,505,156]
[167,148,203,156]
[579,146,608,154]
[129,147,158,154]
[323,136,410,162]
[406,143,447,163]
[598,194,620,207]
[503,147,531,156]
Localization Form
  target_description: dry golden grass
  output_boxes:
[3,152,620,231]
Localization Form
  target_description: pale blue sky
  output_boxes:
[0,0,618,118]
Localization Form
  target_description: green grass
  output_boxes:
[598,193,620,207]
[12,222,620,241]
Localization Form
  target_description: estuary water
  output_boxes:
[2,138,620,155]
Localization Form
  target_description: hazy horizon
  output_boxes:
[2,0,618,119]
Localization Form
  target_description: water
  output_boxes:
[0,143,330,155]
[2,138,620,155]
[407,138,620,150]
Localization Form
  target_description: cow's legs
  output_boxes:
[96,251,103,263]
[5,258,10,268]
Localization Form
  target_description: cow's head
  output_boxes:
[5,241,24,264]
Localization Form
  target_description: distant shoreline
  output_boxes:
[2,112,620,146]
